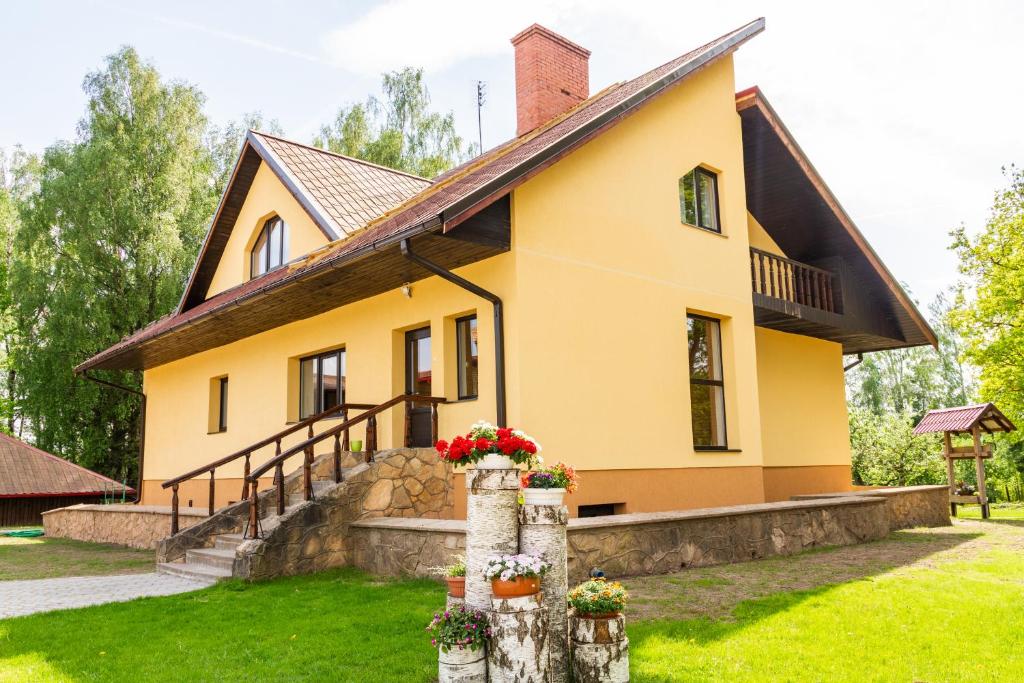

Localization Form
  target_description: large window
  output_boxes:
[299,349,345,419]
[456,315,479,399]
[679,167,720,233]
[251,216,288,278]
[687,315,727,449]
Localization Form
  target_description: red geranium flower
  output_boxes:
[435,440,449,454]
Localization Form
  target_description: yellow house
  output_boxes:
[78,18,935,520]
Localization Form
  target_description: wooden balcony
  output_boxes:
[750,247,836,314]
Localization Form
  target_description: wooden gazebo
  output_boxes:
[914,403,1016,519]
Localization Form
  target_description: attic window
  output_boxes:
[679,167,720,233]
[251,216,288,278]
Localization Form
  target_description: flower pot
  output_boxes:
[576,611,621,620]
[491,575,541,597]
[522,487,566,506]
[350,439,363,452]
[445,576,466,598]
[438,645,486,683]
[476,453,515,470]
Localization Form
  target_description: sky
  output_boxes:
[2,0,1022,310]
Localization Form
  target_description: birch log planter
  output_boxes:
[570,613,629,682]
[488,593,550,682]
[438,646,487,683]
[465,468,520,610]
[519,504,570,683]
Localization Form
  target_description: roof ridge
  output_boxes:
[250,130,432,183]
[0,431,129,488]
[924,403,991,414]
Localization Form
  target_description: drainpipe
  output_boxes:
[79,370,146,504]
[843,353,864,372]
[400,239,507,426]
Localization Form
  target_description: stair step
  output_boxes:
[286,480,337,506]
[156,561,231,584]
[186,547,236,571]
[214,533,246,551]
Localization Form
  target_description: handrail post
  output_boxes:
[342,407,350,451]
[275,462,285,515]
[241,453,251,501]
[304,446,313,501]
[366,414,377,463]
[208,470,216,517]
[404,399,413,448]
[431,402,439,446]
[171,484,180,535]
[333,433,342,484]
[246,480,260,539]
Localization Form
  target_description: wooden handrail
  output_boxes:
[244,393,446,538]
[750,247,836,314]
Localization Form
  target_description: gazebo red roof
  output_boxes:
[913,403,1016,435]
[0,432,132,498]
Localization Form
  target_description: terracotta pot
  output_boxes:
[446,576,466,598]
[576,612,621,619]
[491,575,541,597]
[522,487,566,506]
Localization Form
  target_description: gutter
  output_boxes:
[844,353,864,372]
[78,370,146,503]
[400,238,507,426]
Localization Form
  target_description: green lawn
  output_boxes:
[0,532,153,580]
[1,519,1021,682]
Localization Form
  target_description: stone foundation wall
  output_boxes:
[236,449,452,581]
[348,496,891,583]
[791,485,950,530]
[42,504,207,550]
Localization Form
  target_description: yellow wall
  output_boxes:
[509,55,763,472]
[747,213,786,256]
[206,162,330,297]
[754,327,851,468]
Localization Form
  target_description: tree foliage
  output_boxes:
[848,408,944,486]
[10,47,217,481]
[313,67,475,178]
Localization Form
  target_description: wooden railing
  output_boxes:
[243,393,446,539]
[750,247,836,314]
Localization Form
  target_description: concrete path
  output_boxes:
[0,572,210,619]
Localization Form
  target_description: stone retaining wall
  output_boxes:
[350,496,891,583]
[42,504,207,550]
[791,485,950,530]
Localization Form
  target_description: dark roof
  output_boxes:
[178,132,430,309]
[914,404,1016,435]
[737,87,937,352]
[77,18,765,373]
[0,433,132,498]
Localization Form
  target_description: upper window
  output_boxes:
[687,315,727,449]
[679,167,720,233]
[251,216,288,278]
[456,315,479,400]
[299,349,345,419]
[217,377,228,432]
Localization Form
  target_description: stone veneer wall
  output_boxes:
[235,449,452,580]
[42,504,207,550]
[791,484,950,530]
[349,496,891,583]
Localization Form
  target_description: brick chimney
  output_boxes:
[511,24,591,136]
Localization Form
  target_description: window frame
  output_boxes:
[298,348,346,420]
[455,314,479,401]
[250,216,288,279]
[679,167,722,234]
[217,377,228,433]
[687,313,728,450]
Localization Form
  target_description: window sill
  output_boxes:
[681,222,727,238]
[694,447,742,453]
[451,396,478,404]
[207,430,227,435]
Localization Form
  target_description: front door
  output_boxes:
[405,326,432,447]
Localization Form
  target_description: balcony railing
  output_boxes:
[750,247,836,314]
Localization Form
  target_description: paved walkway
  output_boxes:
[0,572,210,619]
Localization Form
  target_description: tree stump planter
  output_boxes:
[465,469,520,610]
[520,503,569,683]
[570,613,629,683]
[488,593,550,682]
[439,646,487,683]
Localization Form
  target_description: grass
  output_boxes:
[0,532,153,581]
[0,519,1021,682]
[957,502,1024,520]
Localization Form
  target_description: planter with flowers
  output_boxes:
[484,553,549,597]
[442,556,466,598]
[435,421,541,470]
[568,578,630,683]
[521,462,579,506]
[428,605,491,683]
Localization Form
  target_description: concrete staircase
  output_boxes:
[156,479,337,583]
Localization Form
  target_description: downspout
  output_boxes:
[400,239,507,426]
[843,353,864,372]
[79,370,146,504]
